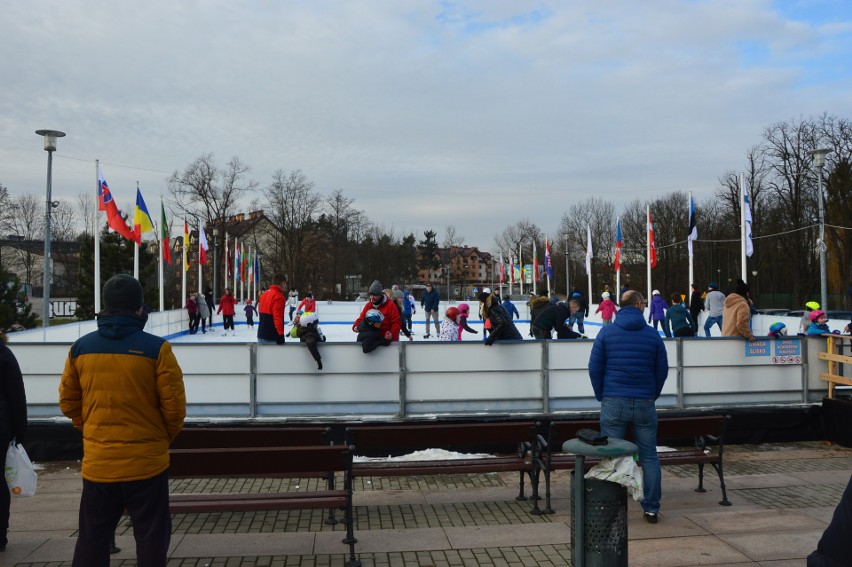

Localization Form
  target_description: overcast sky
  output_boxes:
[2,0,850,249]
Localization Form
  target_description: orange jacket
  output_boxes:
[59,313,185,483]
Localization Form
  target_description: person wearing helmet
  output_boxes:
[295,312,324,370]
[455,303,479,340]
[353,280,402,343]
[648,290,668,331]
[721,279,755,341]
[801,301,821,334]
[806,310,831,335]
[356,308,392,353]
[768,322,787,338]
[595,291,618,325]
[439,306,461,341]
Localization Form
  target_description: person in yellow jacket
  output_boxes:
[59,274,186,566]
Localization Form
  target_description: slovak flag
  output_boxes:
[614,219,623,272]
[97,167,135,241]
[544,239,553,279]
[648,210,658,268]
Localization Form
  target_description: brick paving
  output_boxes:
[11,441,852,566]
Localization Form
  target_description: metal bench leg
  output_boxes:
[695,463,707,493]
[542,463,554,514]
[516,470,527,501]
[325,472,339,525]
[529,469,543,515]
[712,462,731,506]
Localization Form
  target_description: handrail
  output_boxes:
[819,335,852,398]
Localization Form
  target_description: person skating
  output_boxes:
[421,282,440,338]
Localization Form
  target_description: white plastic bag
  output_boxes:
[585,456,644,501]
[5,441,37,497]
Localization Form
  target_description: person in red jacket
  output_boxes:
[352,280,401,342]
[216,288,238,336]
[257,274,287,344]
[296,291,317,316]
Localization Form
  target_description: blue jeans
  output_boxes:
[704,315,723,337]
[569,312,585,334]
[600,397,661,514]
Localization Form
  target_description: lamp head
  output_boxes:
[810,148,833,169]
[35,129,66,152]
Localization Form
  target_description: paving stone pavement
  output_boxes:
[6,440,852,566]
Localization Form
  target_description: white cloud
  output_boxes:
[1,0,850,248]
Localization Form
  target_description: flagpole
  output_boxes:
[154,195,166,311]
[197,225,203,295]
[586,225,592,309]
[740,172,747,282]
[532,240,537,295]
[181,219,187,317]
[688,192,695,295]
[564,237,570,296]
[518,245,524,296]
[615,217,621,303]
[545,240,551,296]
[94,160,101,315]
[233,237,238,297]
[647,206,652,309]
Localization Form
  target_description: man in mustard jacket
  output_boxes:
[60,274,185,566]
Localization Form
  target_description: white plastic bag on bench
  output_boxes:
[5,441,37,497]
[585,456,643,501]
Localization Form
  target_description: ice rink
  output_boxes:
[170,299,605,343]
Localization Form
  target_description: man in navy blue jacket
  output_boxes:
[588,290,669,523]
[420,283,440,338]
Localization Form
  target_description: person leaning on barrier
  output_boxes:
[479,290,522,346]
[59,274,186,566]
[721,279,755,342]
[257,274,287,345]
[588,289,668,524]
[664,292,695,338]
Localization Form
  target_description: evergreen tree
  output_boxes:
[76,229,158,319]
[0,269,37,332]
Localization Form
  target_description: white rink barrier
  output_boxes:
[10,322,838,421]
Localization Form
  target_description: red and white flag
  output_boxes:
[648,210,658,268]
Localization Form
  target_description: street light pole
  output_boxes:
[811,148,833,311]
[35,129,65,327]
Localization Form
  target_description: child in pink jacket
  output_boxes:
[595,292,618,325]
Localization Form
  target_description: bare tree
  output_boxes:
[263,170,323,288]
[169,154,257,252]
[7,194,43,288]
[51,200,79,243]
[443,225,464,248]
[77,191,99,237]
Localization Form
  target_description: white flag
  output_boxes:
[585,225,593,275]
[743,181,753,257]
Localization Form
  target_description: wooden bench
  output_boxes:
[536,415,731,513]
[168,428,360,567]
[345,421,539,510]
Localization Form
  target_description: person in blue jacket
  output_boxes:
[588,290,669,524]
[502,297,520,320]
[420,283,441,338]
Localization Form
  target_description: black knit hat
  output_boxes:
[368,280,383,295]
[102,274,143,311]
[735,278,750,296]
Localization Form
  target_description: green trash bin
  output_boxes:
[563,437,638,567]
